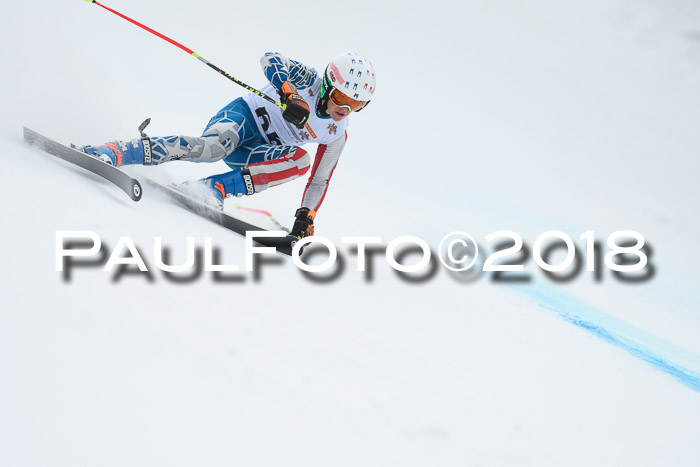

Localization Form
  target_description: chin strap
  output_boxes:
[315,95,330,118]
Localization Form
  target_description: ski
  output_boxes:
[144,179,299,256]
[23,127,143,202]
[22,128,297,255]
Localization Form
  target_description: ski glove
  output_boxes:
[279,81,310,130]
[291,207,315,239]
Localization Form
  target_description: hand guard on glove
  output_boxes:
[279,81,310,130]
[291,207,316,239]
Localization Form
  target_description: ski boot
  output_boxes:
[78,119,153,167]
[80,139,146,167]
[179,168,255,208]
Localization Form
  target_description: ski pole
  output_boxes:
[232,203,290,233]
[84,0,286,110]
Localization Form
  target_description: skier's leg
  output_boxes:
[83,132,239,167]
[148,100,261,164]
[199,144,310,204]
[81,98,260,167]
[226,144,311,192]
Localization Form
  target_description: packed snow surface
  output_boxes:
[1,1,700,465]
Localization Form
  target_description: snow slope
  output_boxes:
[1,1,700,466]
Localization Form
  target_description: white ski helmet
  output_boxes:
[321,52,376,111]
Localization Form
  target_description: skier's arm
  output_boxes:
[261,52,317,91]
[290,133,345,239]
[300,131,347,212]
[261,52,313,128]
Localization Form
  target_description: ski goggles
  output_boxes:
[328,87,367,112]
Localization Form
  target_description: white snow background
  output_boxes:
[1,0,700,466]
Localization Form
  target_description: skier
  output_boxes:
[82,52,376,239]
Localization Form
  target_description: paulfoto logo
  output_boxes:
[55,230,654,284]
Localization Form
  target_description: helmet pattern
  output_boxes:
[325,52,376,103]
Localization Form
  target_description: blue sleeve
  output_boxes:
[261,52,318,91]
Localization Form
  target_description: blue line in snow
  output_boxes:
[525,281,700,393]
[414,224,700,393]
